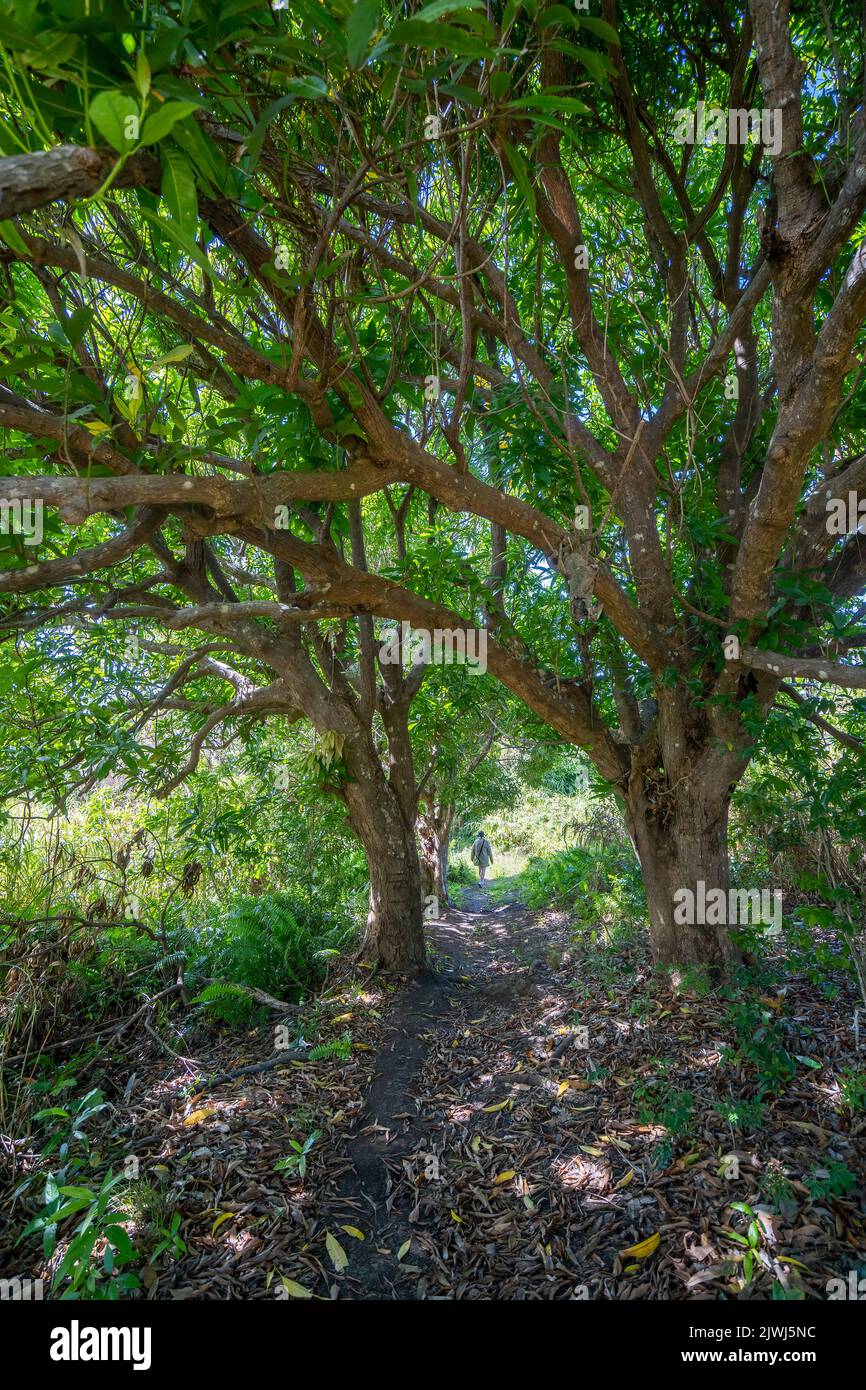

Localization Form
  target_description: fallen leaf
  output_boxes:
[325,1231,348,1272]
[621,1232,660,1259]
[183,1107,216,1126]
[280,1277,312,1299]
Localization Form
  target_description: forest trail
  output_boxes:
[121,878,593,1302]
[323,875,575,1298]
[81,878,864,1303]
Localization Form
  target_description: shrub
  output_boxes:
[521,842,645,938]
[189,889,355,1021]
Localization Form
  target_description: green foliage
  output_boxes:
[633,1069,696,1140]
[720,997,797,1093]
[521,841,644,938]
[726,1202,767,1286]
[714,1094,765,1133]
[274,1129,322,1180]
[758,1158,797,1208]
[447,858,475,886]
[805,1161,858,1201]
[191,891,355,1019]
[20,1167,140,1300]
[307,1033,352,1062]
[836,1069,866,1114]
[13,1089,138,1299]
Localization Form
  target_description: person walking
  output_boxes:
[470,830,494,884]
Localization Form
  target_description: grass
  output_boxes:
[449,847,528,885]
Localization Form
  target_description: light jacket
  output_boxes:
[470,835,493,868]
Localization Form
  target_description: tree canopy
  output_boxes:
[1,0,866,972]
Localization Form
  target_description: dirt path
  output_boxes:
[51,876,864,1301]
[323,877,580,1297]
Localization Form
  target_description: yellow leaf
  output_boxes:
[615,1170,635,1190]
[557,1081,569,1098]
[759,996,783,1012]
[183,1107,216,1126]
[482,1099,510,1113]
[624,1262,640,1274]
[280,1277,312,1298]
[450,1209,463,1224]
[83,420,111,434]
[211,1211,234,1235]
[493,1170,516,1184]
[341,1226,364,1241]
[325,1231,348,1272]
[333,1012,353,1022]
[620,1232,660,1259]
[580,1145,604,1156]
[353,1043,371,1051]
[397,1239,411,1260]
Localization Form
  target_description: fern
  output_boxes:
[191,981,259,1026]
[308,1032,352,1062]
[198,890,354,1006]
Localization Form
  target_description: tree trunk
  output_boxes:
[418,803,453,904]
[625,782,743,976]
[343,746,426,974]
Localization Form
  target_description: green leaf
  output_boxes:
[140,207,218,284]
[577,15,621,45]
[160,147,198,236]
[388,19,496,58]
[413,0,484,21]
[63,306,94,346]
[134,50,151,98]
[500,138,536,218]
[245,95,296,167]
[0,219,30,255]
[89,90,140,152]
[153,344,194,368]
[140,101,200,146]
[346,0,379,68]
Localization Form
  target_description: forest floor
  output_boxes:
[6,878,866,1300]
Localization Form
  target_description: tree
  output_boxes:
[1,0,865,973]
